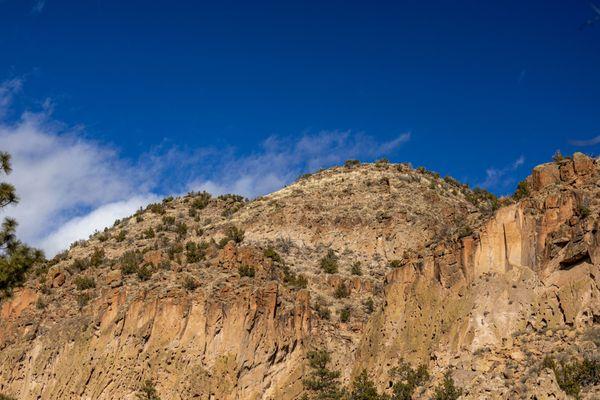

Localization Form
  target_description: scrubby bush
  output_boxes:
[137,264,153,281]
[185,241,207,263]
[71,257,90,272]
[264,247,282,264]
[339,306,351,323]
[89,248,105,267]
[238,265,256,278]
[349,370,383,400]
[281,265,308,289]
[115,230,127,242]
[334,282,350,299]
[553,150,564,162]
[578,205,591,218]
[390,360,429,400]
[175,222,188,238]
[364,298,375,314]
[543,356,600,398]
[0,394,16,400]
[320,249,339,274]
[120,250,143,275]
[513,180,529,200]
[182,275,198,291]
[144,227,155,239]
[432,372,462,400]
[137,379,161,400]
[147,203,165,214]
[345,159,360,168]
[74,276,95,290]
[77,293,92,309]
[217,237,230,249]
[191,191,211,210]
[387,259,402,268]
[350,261,362,276]
[225,226,245,244]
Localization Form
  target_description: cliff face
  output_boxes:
[1,156,599,399]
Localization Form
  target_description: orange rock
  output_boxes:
[530,163,560,191]
[573,152,594,175]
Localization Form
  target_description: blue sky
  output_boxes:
[0,0,600,254]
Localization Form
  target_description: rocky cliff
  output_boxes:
[0,155,599,399]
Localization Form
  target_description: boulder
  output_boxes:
[530,163,560,191]
[573,152,594,175]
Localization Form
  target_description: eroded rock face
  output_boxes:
[1,157,599,399]
[355,154,600,398]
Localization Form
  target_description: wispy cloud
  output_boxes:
[0,79,411,256]
[188,131,410,197]
[569,135,600,147]
[0,78,23,118]
[31,0,45,14]
[479,155,525,192]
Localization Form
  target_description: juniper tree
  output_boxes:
[0,151,44,296]
[302,349,345,400]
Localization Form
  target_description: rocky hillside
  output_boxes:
[0,155,599,399]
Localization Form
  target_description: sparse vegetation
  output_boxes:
[115,230,127,242]
[303,349,344,400]
[345,159,360,168]
[281,265,308,289]
[543,355,600,399]
[238,264,256,278]
[264,247,283,264]
[144,227,155,239]
[137,264,153,281]
[74,276,95,290]
[364,298,374,314]
[182,275,199,291]
[77,293,92,309]
[89,248,105,267]
[225,226,245,244]
[147,203,166,214]
[387,259,402,268]
[432,371,462,400]
[390,360,429,400]
[137,379,161,400]
[314,298,331,320]
[339,306,351,323]
[513,180,529,200]
[578,205,591,218]
[350,261,362,276]
[553,150,564,162]
[334,282,350,299]
[185,241,207,263]
[320,249,339,274]
[120,250,143,275]
[375,158,389,166]
[191,191,211,210]
[71,257,90,272]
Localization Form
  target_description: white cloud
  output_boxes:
[0,104,157,256]
[480,155,525,191]
[40,195,158,256]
